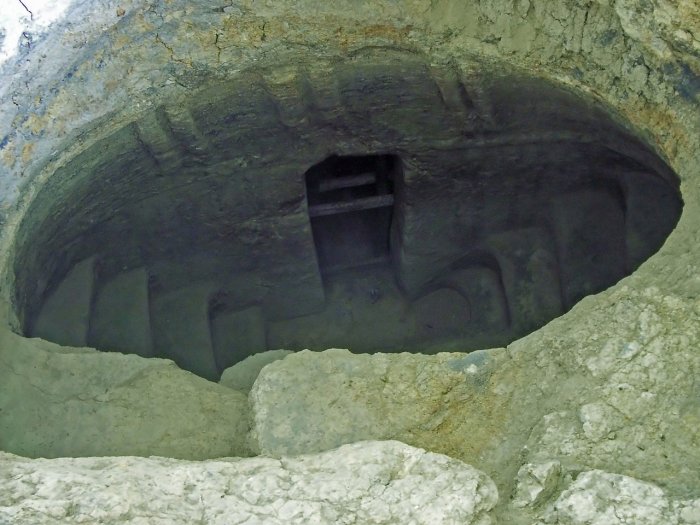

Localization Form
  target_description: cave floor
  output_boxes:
[266,262,509,356]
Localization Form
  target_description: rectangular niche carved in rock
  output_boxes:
[305,154,401,273]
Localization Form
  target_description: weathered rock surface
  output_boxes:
[0,328,251,459]
[220,349,292,393]
[497,285,700,498]
[0,441,499,525]
[511,460,562,509]
[250,348,506,457]
[538,470,700,525]
[249,285,700,520]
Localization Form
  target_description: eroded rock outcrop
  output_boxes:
[247,284,700,521]
[249,348,506,458]
[537,469,700,525]
[0,328,251,459]
[0,441,498,525]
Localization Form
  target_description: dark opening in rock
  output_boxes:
[306,154,399,272]
[12,63,682,380]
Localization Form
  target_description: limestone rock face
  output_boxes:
[539,470,700,525]
[0,441,499,525]
[248,285,700,519]
[0,329,251,459]
[250,348,506,457]
[498,285,700,498]
[511,460,562,509]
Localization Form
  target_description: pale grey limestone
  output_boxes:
[249,348,506,457]
[511,460,562,509]
[0,441,498,525]
[506,285,700,498]
[538,470,700,525]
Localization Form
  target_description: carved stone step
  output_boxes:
[318,172,377,192]
[308,194,394,217]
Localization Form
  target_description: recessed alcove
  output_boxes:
[306,154,398,272]
[11,64,683,380]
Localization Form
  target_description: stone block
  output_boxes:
[31,257,95,348]
[0,328,250,459]
[0,441,498,525]
[211,306,268,374]
[219,349,292,393]
[89,267,153,357]
[150,283,218,381]
[551,188,626,308]
[250,348,506,457]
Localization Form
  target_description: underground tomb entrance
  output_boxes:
[11,66,683,381]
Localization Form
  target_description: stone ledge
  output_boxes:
[0,440,498,525]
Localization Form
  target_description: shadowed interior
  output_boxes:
[13,61,682,380]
